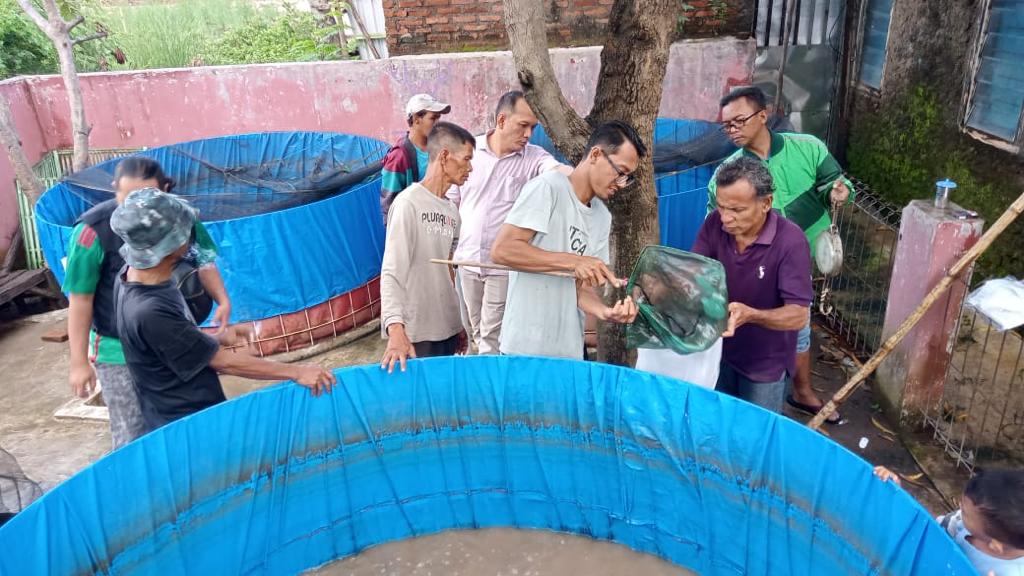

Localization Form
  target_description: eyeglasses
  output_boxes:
[601,149,635,187]
[719,109,764,132]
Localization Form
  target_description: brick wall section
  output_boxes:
[384,0,750,56]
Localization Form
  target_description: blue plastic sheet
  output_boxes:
[530,119,725,252]
[33,132,389,323]
[0,357,974,575]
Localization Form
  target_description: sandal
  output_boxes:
[786,394,843,425]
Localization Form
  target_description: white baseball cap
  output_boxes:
[405,93,451,116]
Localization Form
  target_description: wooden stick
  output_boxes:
[809,191,1024,430]
[345,2,381,60]
[429,259,575,278]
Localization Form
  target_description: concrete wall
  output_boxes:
[841,0,1023,279]
[0,37,756,254]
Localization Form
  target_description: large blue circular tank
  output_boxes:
[0,357,974,575]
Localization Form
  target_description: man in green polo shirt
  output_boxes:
[707,87,852,424]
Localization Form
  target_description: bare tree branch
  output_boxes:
[41,0,63,22]
[67,15,86,31]
[15,0,94,171]
[13,0,50,34]
[502,0,591,162]
[0,98,45,202]
[72,31,108,46]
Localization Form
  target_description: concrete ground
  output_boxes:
[0,309,958,515]
[0,308,385,492]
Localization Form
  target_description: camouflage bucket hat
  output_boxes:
[110,187,197,270]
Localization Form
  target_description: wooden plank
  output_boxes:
[0,269,47,304]
[2,227,22,273]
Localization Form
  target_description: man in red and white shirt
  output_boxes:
[446,91,569,354]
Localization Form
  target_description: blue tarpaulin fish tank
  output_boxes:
[0,357,974,574]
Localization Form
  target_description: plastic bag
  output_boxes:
[635,338,722,389]
[626,245,728,354]
[965,276,1024,331]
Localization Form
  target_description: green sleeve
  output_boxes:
[380,168,408,197]
[193,221,219,267]
[814,147,855,205]
[62,222,104,294]
[706,166,719,215]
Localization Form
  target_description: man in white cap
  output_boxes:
[380,93,452,224]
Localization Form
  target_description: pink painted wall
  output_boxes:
[0,37,754,253]
[0,80,50,254]
[876,200,984,420]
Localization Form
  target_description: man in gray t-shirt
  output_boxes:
[492,121,647,359]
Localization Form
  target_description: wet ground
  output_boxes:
[0,309,958,515]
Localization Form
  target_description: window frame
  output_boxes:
[962,0,1023,153]
[856,0,895,92]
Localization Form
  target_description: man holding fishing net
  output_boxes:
[695,156,814,413]
[491,121,644,359]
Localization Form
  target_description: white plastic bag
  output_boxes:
[965,276,1024,331]
[635,338,722,389]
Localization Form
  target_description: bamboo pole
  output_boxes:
[429,259,574,278]
[809,191,1024,430]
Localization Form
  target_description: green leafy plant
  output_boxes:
[0,0,58,78]
[75,0,258,70]
[677,2,695,35]
[848,85,1024,279]
[203,5,339,66]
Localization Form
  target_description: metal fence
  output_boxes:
[920,280,1024,471]
[15,148,142,269]
[817,176,1024,470]
[816,177,901,358]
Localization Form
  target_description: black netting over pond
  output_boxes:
[58,132,389,222]
[0,447,41,527]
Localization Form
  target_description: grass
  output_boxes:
[71,0,344,71]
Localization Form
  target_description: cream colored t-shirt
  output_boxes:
[380,183,463,343]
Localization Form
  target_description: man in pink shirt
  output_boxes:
[446,91,568,354]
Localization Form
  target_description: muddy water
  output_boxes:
[306,528,694,575]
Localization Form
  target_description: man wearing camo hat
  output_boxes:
[112,188,337,432]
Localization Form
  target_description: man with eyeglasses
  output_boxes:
[708,86,853,425]
[491,120,644,359]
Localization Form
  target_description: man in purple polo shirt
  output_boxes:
[692,156,813,413]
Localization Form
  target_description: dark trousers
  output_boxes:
[413,334,460,358]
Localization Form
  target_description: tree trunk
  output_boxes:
[55,26,92,172]
[15,0,100,173]
[0,98,45,201]
[503,0,678,366]
[502,0,591,162]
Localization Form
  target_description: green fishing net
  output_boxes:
[626,245,728,354]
